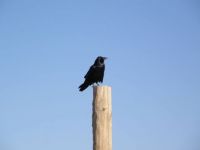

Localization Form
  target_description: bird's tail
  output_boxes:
[79,82,89,91]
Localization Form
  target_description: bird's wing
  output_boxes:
[84,65,95,79]
[100,65,105,83]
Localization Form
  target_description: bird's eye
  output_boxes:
[99,58,104,63]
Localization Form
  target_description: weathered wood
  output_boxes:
[92,86,112,150]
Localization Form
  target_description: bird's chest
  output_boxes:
[88,67,102,81]
[93,67,103,78]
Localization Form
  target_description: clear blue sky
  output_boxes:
[0,0,200,150]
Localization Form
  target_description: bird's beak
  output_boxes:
[103,57,108,60]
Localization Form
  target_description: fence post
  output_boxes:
[92,86,112,150]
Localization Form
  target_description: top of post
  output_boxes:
[93,86,112,97]
[93,85,111,90]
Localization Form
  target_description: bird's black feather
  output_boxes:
[79,56,107,91]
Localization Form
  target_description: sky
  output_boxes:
[0,0,200,150]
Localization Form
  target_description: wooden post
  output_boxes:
[92,86,112,150]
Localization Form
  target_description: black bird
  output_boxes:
[79,56,107,91]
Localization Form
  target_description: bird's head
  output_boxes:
[94,56,107,66]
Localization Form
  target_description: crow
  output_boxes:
[79,56,107,91]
